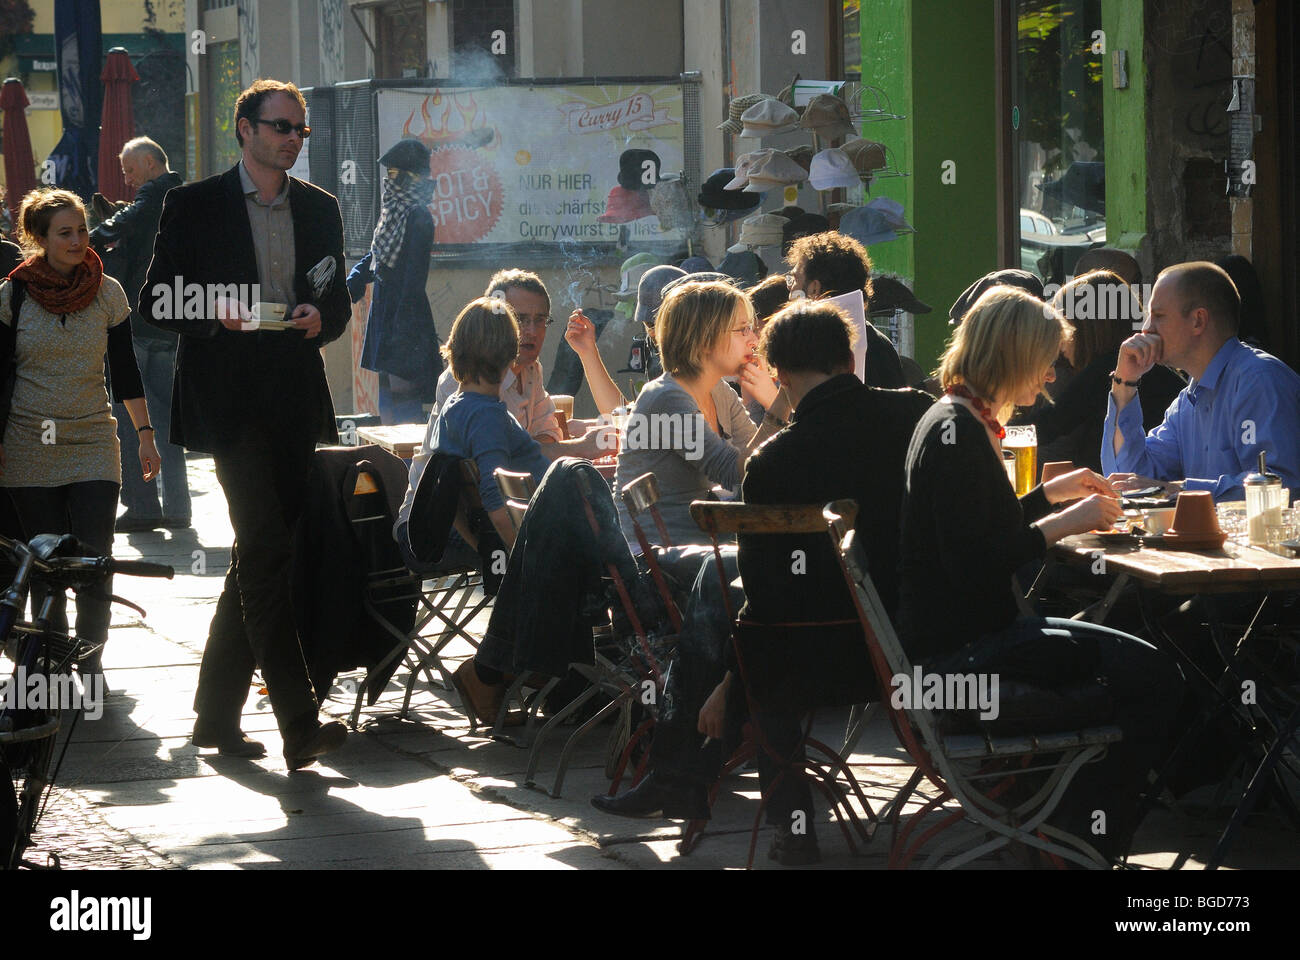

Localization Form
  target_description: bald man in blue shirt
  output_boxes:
[1103,261,1300,501]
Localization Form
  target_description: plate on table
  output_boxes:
[1089,526,1138,544]
[1154,530,1229,551]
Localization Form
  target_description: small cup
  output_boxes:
[1040,461,1075,484]
[1140,507,1176,536]
[1169,491,1220,537]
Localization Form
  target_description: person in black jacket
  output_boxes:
[1009,270,1185,473]
[139,79,351,769]
[785,231,906,389]
[899,285,1185,863]
[346,138,441,424]
[91,137,190,531]
[594,301,931,865]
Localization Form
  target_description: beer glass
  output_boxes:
[1003,425,1038,497]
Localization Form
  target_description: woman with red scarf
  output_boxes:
[899,285,1185,865]
[0,189,158,683]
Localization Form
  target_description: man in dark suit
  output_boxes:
[139,79,350,769]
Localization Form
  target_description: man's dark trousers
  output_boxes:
[193,429,319,735]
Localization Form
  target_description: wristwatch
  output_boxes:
[1110,371,1141,388]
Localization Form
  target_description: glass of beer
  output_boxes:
[1003,425,1038,497]
[551,394,575,420]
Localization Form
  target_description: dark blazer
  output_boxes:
[90,170,183,341]
[736,375,932,707]
[346,207,442,391]
[138,164,350,453]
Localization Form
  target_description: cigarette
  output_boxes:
[700,736,714,748]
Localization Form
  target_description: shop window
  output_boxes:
[1013,0,1106,282]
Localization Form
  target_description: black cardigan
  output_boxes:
[898,401,1053,665]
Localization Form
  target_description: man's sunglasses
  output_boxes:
[249,117,311,138]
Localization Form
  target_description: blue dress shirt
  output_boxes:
[1102,338,1300,500]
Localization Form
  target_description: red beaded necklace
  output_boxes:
[946,384,1006,439]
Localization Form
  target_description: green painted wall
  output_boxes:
[858,0,914,284]
[911,0,999,370]
[860,0,1000,370]
[1100,0,1146,253]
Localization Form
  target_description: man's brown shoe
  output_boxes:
[452,659,505,725]
[284,720,347,771]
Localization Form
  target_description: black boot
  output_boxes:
[590,772,710,821]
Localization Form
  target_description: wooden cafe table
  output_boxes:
[1037,534,1300,869]
[356,423,426,461]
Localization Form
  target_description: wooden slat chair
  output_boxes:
[523,466,672,798]
[687,499,880,868]
[484,467,560,744]
[822,502,1122,869]
[342,458,493,731]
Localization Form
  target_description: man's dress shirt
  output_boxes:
[1102,337,1300,500]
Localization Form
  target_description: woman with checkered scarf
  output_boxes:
[346,138,442,424]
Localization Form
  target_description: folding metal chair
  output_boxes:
[823,502,1122,869]
[685,499,879,868]
[343,458,493,731]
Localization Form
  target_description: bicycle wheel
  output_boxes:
[12,715,57,868]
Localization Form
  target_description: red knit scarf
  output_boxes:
[945,383,1006,439]
[9,247,104,315]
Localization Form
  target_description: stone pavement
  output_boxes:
[19,452,1298,870]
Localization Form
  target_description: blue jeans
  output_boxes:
[116,338,191,521]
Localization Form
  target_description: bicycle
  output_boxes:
[0,533,173,870]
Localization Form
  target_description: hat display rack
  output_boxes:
[716,84,913,262]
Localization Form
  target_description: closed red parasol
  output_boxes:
[1,78,38,229]
[97,48,139,203]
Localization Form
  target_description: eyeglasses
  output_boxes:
[731,324,757,338]
[516,313,554,328]
[249,117,311,138]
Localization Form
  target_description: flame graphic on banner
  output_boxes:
[402,91,497,149]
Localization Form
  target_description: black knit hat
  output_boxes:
[378,138,432,175]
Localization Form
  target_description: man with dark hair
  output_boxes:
[593,300,931,865]
[785,231,905,388]
[140,79,351,769]
[92,137,189,532]
[1104,260,1300,500]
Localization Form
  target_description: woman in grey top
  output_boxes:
[0,189,158,681]
[615,279,792,547]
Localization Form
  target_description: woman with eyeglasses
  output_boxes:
[614,279,791,548]
[346,138,441,424]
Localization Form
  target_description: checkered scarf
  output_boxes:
[371,174,435,269]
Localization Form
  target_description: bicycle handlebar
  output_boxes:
[0,535,175,586]
[105,559,175,580]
